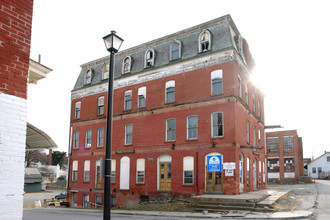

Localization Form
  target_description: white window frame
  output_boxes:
[97,128,104,147]
[198,29,211,52]
[72,160,78,181]
[102,63,109,80]
[75,102,81,119]
[245,84,249,105]
[83,194,89,208]
[120,156,130,190]
[253,126,256,146]
[246,120,250,143]
[183,156,194,185]
[136,158,145,184]
[246,157,250,185]
[211,69,223,95]
[84,160,90,182]
[165,80,175,103]
[253,94,256,113]
[238,75,242,98]
[166,118,176,142]
[125,124,133,145]
[138,86,146,108]
[124,90,132,110]
[97,96,104,115]
[85,129,92,148]
[122,56,132,74]
[111,159,116,183]
[187,115,198,140]
[85,69,92,84]
[144,48,155,68]
[73,131,79,149]
[170,40,182,60]
[211,112,224,137]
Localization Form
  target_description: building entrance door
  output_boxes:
[71,192,77,207]
[205,169,223,193]
[239,154,244,193]
[159,162,171,191]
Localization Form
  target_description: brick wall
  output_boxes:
[0,0,34,219]
[0,0,33,99]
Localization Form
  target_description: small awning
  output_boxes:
[26,122,57,150]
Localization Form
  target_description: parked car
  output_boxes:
[55,190,67,200]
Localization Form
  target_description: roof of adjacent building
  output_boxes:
[24,168,43,183]
[72,14,254,92]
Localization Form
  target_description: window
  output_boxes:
[85,69,92,84]
[267,137,279,152]
[84,160,90,182]
[73,131,79,149]
[253,94,256,113]
[284,158,294,172]
[258,100,261,117]
[125,124,133,145]
[95,195,102,208]
[72,160,78,181]
[283,136,294,152]
[246,120,250,143]
[183,156,194,184]
[122,56,132,74]
[170,41,181,60]
[97,128,104,147]
[199,29,211,52]
[238,75,242,98]
[312,167,316,174]
[111,159,116,183]
[120,156,130,190]
[318,167,322,174]
[187,116,198,139]
[166,119,176,141]
[102,63,109,80]
[259,161,262,183]
[145,49,155,67]
[268,158,280,173]
[124,90,132,110]
[327,156,330,162]
[258,130,261,145]
[263,162,265,183]
[85,129,92,148]
[246,157,250,185]
[83,194,89,208]
[212,112,223,137]
[253,126,256,146]
[211,70,223,95]
[138,87,146,108]
[136,158,145,184]
[95,160,102,188]
[97,96,104,115]
[165,80,175,103]
[245,84,249,105]
[75,102,81,119]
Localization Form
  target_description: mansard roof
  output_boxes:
[73,14,253,92]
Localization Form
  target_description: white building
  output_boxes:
[307,151,330,179]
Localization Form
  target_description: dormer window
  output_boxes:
[102,63,109,80]
[85,69,93,84]
[170,40,181,60]
[145,49,155,68]
[199,30,211,53]
[122,56,132,74]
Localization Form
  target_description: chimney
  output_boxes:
[38,54,41,63]
[48,149,52,165]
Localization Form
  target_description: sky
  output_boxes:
[28,0,330,159]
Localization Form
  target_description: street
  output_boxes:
[313,180,330,220]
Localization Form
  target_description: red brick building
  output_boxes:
[266,130,304,183]
[68,15,266,208]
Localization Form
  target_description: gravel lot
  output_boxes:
[24,189,63,207]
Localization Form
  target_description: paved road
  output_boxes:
[23,208,234,220]
[314,180,330,220]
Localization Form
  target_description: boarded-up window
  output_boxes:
[183,156,194,184]
[120,157,130,190]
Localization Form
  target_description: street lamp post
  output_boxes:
[102,30,123,220]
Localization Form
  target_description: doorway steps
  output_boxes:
[193,197,256,212]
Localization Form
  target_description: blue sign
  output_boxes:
[207,155,222,172]
[239,161,243,178]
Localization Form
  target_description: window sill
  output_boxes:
[165,140,176,144]
[182,184,194,187]
[136,182,145,185]
[211,93,224,97]
[186,138,198,142]
[210,136,224,140]
[164,101,175,105]
[124,144,133,147]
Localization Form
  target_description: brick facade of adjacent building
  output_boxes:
[68,15,267,208]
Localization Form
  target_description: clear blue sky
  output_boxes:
[28,0,330,159]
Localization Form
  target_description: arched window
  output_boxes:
[102,63,109,80]
[85,69,92,84]
[170,40,181,60]
[145,49,155,68]
[199,30,211,52]
[122,56,132,74]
